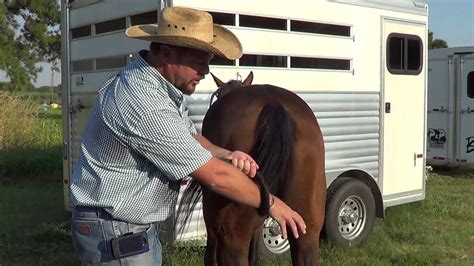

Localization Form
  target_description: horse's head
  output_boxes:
[209,71,253,106]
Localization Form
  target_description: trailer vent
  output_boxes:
[291,57,350,70]
[95,17,126,35]
[210,56,235,66]
[96,56,127,70]
[131,11,157,26]
[71,25,91,39]
[72,59,93,72]
[240,54,287,68]
[239,15,287,31]
[209,11,235,26]
[291,20,351,37]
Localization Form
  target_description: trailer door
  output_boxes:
[381,19,426,200]
[427,58,453,164]
[456,56,474,164]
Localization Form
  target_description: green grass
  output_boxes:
[0,172,472,265]
[0,181,77,265]
[0,104,62,182]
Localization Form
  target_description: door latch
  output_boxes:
[385,102,391,113]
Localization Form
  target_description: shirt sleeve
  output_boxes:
[130,107,212,181]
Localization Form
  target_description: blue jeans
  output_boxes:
[71,207,162,265]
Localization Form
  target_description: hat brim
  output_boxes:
[126,24,243,60]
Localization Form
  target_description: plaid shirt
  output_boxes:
[70,50,213,224]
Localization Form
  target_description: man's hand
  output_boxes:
[224,151,259,177]
[269,195,307,240]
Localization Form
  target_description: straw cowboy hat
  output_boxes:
[125,6,243,60]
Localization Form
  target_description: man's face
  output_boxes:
[169,48,213,95]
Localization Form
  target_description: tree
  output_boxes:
[428,30,449,50]
[0,0,60,91]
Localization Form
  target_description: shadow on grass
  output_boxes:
[430,165,474,179]
[0,145,62,183]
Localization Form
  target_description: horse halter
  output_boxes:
[209,86,223,107]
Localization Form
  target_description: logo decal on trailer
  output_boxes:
[428,128,447,149]
[466,136,474,153]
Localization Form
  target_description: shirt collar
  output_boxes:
[136,50,184,108]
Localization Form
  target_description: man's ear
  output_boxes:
[159,44,177,64]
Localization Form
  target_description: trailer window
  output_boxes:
[291,57,350,70]
[71,25,91,39]
[291,20,351,37]
[95,18,126,34]
[209,12,235,26]
[239,15,287,31]
[387,33,423,75]
[131,11,157,26]
[72,59,93,72]
[96,56,127,70]
[210,56,235,66]
[240,54,287,67]
[468,72,474,98]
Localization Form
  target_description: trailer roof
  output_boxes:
[328,0,428,15]
[429,46,474,59]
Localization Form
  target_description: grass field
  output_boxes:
[0,172,472,265]
[0,93,62,183]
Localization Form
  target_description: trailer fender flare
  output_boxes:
[326,168,384,218]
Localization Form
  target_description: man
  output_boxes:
[70,6,306,265]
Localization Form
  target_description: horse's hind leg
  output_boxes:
[286,139,326,265]
[289,231,321,265]
[204,229,217,266]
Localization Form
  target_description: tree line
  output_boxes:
[0,1,449,91]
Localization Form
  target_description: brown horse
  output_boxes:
[178,72,326,265]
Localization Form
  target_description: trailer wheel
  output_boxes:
[259,217,290,255]
[252,218,290,262]
[324,177,375,246]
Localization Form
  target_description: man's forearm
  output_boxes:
[190,157,262,208]
[193,134,231,159]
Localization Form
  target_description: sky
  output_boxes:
[6,0,474,87]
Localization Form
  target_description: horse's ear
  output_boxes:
[210,72,225,88]
[242,71,254,86]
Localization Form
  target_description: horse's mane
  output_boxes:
[176,80,294,236]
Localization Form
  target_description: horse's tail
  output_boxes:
[176,104,294,234]
[176,179,202,237]
[251,104,294,195]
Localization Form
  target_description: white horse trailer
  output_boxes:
[427,47,474,167]
[61,0,428,252]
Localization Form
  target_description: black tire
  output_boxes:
[324,177,375,246]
